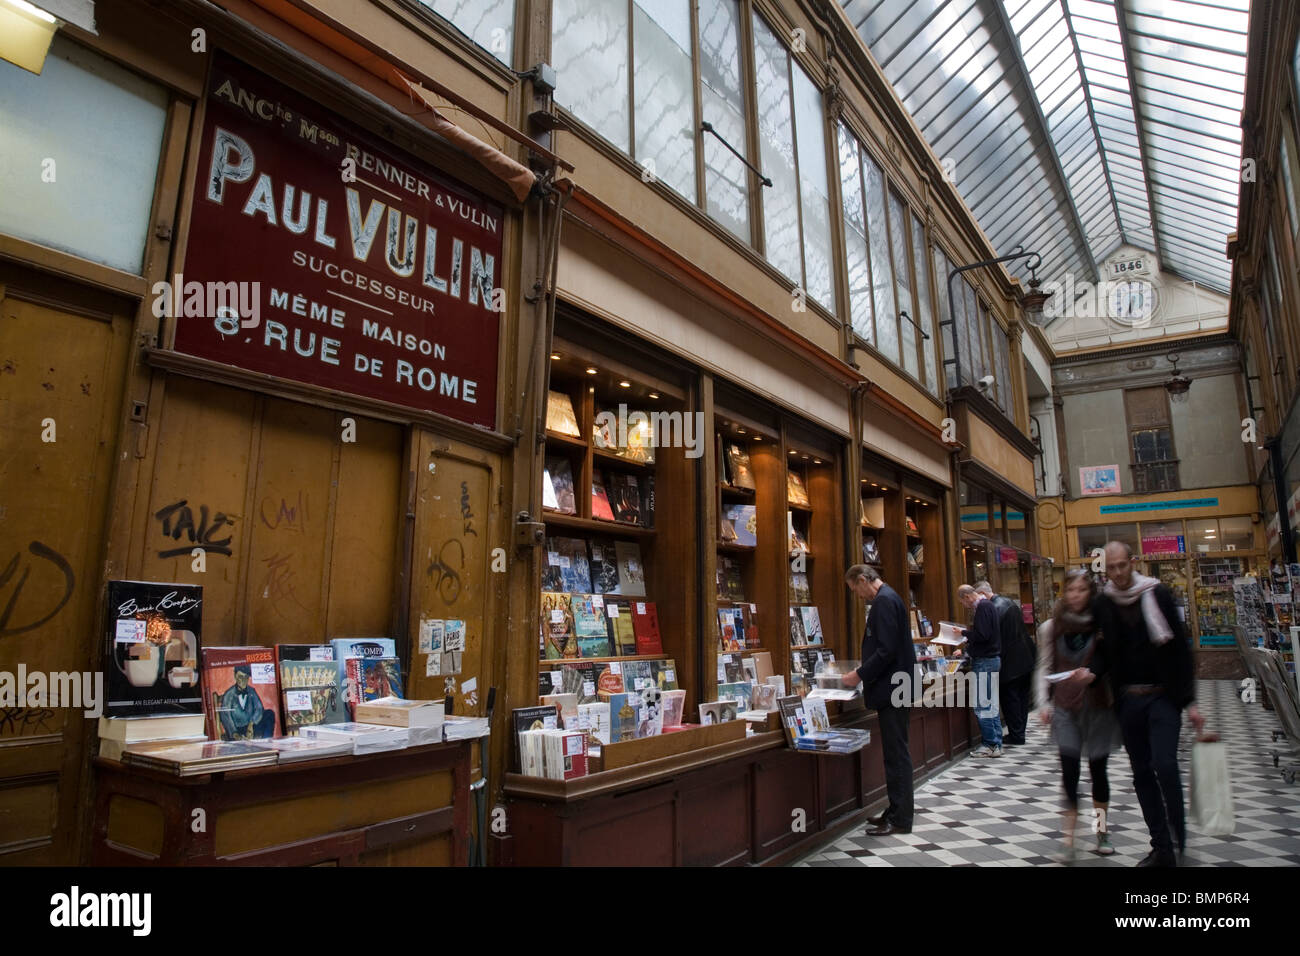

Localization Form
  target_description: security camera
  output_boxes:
[977,374,995,390]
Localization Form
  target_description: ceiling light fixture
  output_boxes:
[586,367,598,375]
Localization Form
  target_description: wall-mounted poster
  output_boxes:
[1079,465,1121,497]
[104,581,204,718]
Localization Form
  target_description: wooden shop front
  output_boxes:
[0,0,545,863]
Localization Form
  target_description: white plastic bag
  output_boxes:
[1189,739,1235,836]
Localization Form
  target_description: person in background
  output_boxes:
[841,565,915,835]
[1095,542,1204,867]
[1036,569,1122,860]
[977,581,1034,745]
[957,584,1002,757]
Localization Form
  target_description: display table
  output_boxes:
[91,739,472,866]
[499,700,977,867]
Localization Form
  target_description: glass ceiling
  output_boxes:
[840,0,1247,297]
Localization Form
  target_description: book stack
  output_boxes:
[794,729,871,753]
[120,739,279,776]
[97,713,207,762]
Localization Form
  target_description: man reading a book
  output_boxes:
[841,565,915,835]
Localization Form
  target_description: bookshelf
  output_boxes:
[785,430,843,696]
[539,343,696,717]
[712,409,782,710]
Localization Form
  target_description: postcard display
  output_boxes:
[535,350,695,776]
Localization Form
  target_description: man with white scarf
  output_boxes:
[1094,541,1204,867]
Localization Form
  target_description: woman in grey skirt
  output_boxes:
[1036,569,1123,860]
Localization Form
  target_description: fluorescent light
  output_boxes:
[0,0,60,74]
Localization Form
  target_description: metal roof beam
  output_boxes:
[986,0,1099,281]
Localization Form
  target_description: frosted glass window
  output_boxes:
[418,0,514,64]
[698,0,749,241]
[935,246,958,391]
[0,37,167,274]
[863,153,897,364]
[994,323,1013,412]
[888,190,917,378]
[792,65,833,311]
[752,14,802,284]
[554,0,629,152]
[912,213,938,395]
[838,125,873,344]
[633,0,695,200]
[976,300,992,386]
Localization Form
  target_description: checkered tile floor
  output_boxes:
[792,680,1300,867]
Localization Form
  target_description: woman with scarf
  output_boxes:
[1036,569,1122,860]
[1095,541,1204,867]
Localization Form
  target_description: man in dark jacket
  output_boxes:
[841,565,915,835]
[958,584,1003,757]
[978,582,1035,745]
[1095,541,1204,867]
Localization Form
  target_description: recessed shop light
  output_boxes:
[588,386,595,393]
[788,450,797,456]
[737,427,746,434]
[801,455,809,460]
[619,380,631,388]
[813,459,822,464]
[550,352,562,360]
[648,392,659,400]
[753,435,762,441]
[586,367,598,375]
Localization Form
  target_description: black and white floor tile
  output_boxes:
[793,680,1300,867]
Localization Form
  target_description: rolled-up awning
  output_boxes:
[393,70,537,204]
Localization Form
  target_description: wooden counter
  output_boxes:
[91,739,473,866]
[498,701,978,866]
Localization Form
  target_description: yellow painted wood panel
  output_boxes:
[139,377,256,643]
[965,415,1036,497]
[0,292,131,862]
[140,382,404,647]
[244,399,337,644]
[408,433,500,713]
[213,770,453,856]
[327,419,403,635]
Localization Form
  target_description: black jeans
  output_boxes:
[1000,672,1031,742]
[1119,693,1185,854]
[876,705,914,829]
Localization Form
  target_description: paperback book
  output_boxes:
[279,659,345,733]
[588,538,621,593]
[570,595,613,658]
[787,471,810,506]
[591,470,615,520]
[200,646,280,741]
[546,390,581,436]
[541,591,578,659]
[726,443,756,490]
[551,537,592,593]
[613,541,646,595]
[544,456,577,515]
[104,580,204,718]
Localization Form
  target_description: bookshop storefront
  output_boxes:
[0,0,533,864]
[497,188,977,866]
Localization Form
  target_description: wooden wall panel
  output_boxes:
[407,432,501,715]
[754,749,818,860]
[137,378,256,643]
[0,292,131,863]
[139,380,404,648]
[244,399,337,644]
[679,772,750,866]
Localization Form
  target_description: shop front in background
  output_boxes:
[959,479,1053,634]
[1064,490,1262,678]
